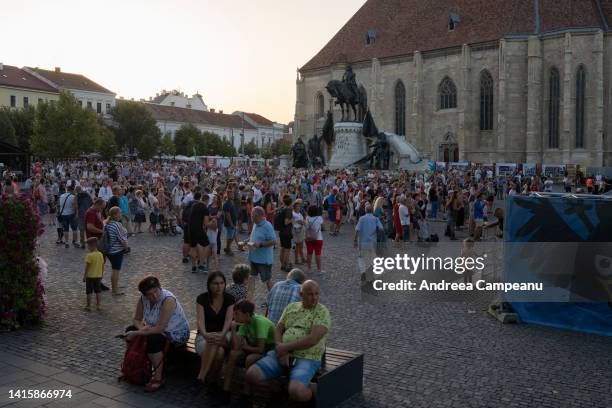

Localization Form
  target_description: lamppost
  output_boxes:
[241,112,245,155]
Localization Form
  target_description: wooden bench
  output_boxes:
[181,330,363,408]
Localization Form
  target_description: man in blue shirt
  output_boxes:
[354,204,383,286]
[241,206,276,300]
[473,193,486,241]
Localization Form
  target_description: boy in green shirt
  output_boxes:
[222,300,275,403]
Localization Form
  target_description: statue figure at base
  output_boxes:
[367,133,390,170]
[308,134,325,168]
[291,137,309,168]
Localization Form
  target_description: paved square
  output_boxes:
[1,223,612,407]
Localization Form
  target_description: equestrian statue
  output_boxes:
[326,66,368,122]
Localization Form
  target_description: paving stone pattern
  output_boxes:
[1,219,612,407]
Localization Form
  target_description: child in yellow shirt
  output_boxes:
[83,237,104,311]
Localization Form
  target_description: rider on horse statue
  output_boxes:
[342,66,359,102]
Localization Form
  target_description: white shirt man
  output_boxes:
[98,183,113,201]
[252,185,263,205]
[398,203,410,226]
[59,191,76,216]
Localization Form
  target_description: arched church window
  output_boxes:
[394,80,406,136]
[548,67,560,148]
[439,77,457,110]
[479,70,494,130]
[316,93,325,118]
[575,65,586,148]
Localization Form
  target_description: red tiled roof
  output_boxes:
[142,103,256,129]
[0,65,58,93]
[26,67,115,94]
[243,112,274,126]
[301,0,605,72]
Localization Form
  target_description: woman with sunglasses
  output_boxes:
[125,275,190,392]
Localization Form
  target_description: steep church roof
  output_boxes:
[301,0,605,72]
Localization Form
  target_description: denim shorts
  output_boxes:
[60,213,78,231]
[255,350,321,386]
[224,226,235,240]
[250,262,272,282]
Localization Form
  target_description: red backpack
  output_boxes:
[119,336,169,385]
[119,336,152,385]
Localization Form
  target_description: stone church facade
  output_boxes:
[294,0,612,166]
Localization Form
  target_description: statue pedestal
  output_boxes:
[328,122,365,169]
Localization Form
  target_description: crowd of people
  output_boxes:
[2,158,612,405]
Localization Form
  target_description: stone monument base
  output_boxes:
[327,122,366,169]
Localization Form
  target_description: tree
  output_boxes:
[97,127,118,160]
[218,139,237,157]
[271,139,292,157]
[243,139,259,157]
[160,132,176,157]
[137,128,161,160]
[261,144,273,160]
[0,108,16,146]
[8,106,35,152]
[110,101,160,156]
[31,92,99,158]
[174,124,200,156]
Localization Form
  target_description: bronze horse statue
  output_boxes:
[325,80,367,122]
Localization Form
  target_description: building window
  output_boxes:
[479,70,494,130]
[575,65,586,148]
[316,93,325,118]
[448,13,460,31]
[365,29,377,45]
[394,80,406,136]
[38,98,43,105]
[548,67,560,148]
[87,101,93,109]
[10,95,16,107]
[23,97,29,108]
[79,100,83,107]
[438,76,457,110]
[96,102,102,114]
[106,103,111,113]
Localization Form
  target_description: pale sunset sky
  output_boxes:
[1,0,364,124]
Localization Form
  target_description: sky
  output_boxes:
[1,0,365,124]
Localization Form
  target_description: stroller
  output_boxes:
[157,214,177,236]
[417,217,430,242]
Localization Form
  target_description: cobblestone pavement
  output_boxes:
[2,217,612,407]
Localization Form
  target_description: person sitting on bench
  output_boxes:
[221,300,275,404]
[244,280,331,404]
[125,275,190,392]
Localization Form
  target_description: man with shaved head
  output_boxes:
[244,280,330,405]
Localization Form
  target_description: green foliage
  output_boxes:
[271,139,292,157]
[30,92,99,158]
[242,139,259,157]
[0,108,17,146]
[173,125,236,157]
[160,132,176,156]
[110,101,160,156]
[8,106,36,151]
[0,195,46,330]
[174,124,200,156]
[137,128,161,160]
[97,127,118,160]
[260,144,273,160]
